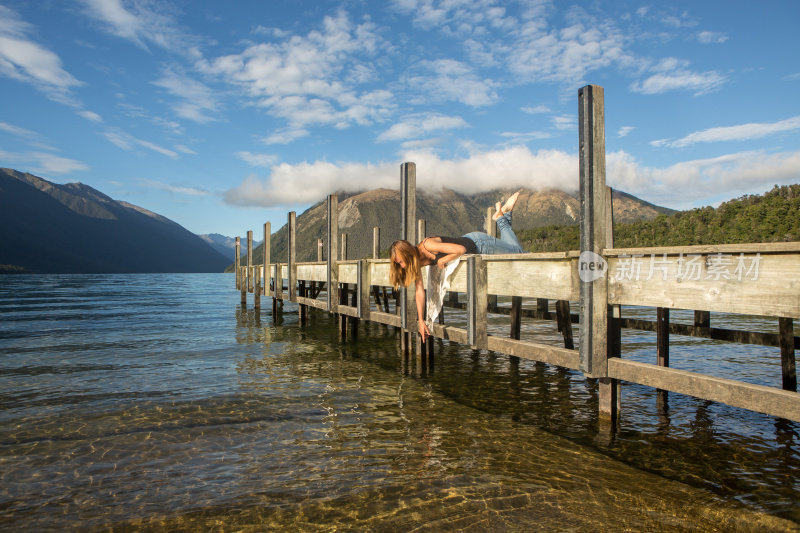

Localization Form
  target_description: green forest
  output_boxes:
[518,184,800,252]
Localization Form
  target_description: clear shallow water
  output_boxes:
[0,274,797,531]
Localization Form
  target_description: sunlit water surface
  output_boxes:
[0,274,797,531]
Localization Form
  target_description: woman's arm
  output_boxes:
[424,240,467,269]
[415,277,429,342]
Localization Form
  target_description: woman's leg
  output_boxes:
[463,221,523,255]
[495,212,524,253]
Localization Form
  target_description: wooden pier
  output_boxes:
[234,85,800,424]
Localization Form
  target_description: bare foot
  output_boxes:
[492,201,503,221]
[501,191,520,214]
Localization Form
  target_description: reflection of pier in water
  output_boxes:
[233,84,799,430]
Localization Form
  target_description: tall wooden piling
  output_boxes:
[400,163,416,355]
[327,195,339,314]
[264,223,271,297]
[578,84,608,378]
[288,212,296,303]
[254,265,261,310]
[780,317,797,391]
[235,237,241,290]
[247,230,254,293]
[467,255,488,350]
[339,233,349,338]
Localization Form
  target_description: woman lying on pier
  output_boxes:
[390,191,524,343]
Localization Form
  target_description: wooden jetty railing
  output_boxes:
[233,84,800,425]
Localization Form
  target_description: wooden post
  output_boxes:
[779,317,797,392]
[254,266,261,309]
[510,297,522,339]
[288,212,296,302]
[317,239,323,262]
[485,206,497,237]
[263,223,271,297]
[537,298,548,315]
[358,260,371,320]
[235,237,241,290]
[509,295,522,365]
[299,280,307,326]
[247,230,254,293]
[373,227,380,259]
[578,84,608,379]
[695,310,710,328]
[657,307,670,367]
[485,207,498,310]
[339,233,348,335]
[467,255,488,350]
[556,300,575,350]
[271,264,277,317]
[240,266,246,307]
[327,195,339,314]
[274,263,282,301]
[400,163,416,355]
[416,219,433,367]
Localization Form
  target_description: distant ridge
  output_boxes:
[0,168,230,273]
[233,186,674,268]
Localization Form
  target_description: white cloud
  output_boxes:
[236,151,278,167]
[78,110,103,122]
[262,128,310,145]
[521,105,551,114]
[79,0,198,56]
[223,145,578,207]
[152,68,218,123]
[659,116,800,148]
[0,149,89,175]
[500,131,552,143]
[0,6,82,104]
[139,178,209,196]
[103,129,178,158]
[174,144,196,155]
[551,115,575,131]
[505,15,633,85]
[403,59,498,107]
[0,121,37,138]
[631,57,726,95]
[200,11,392,133]
[608,149,800,208]
[697,31,728,44]
[377,113,468,142]
[618,126,634,137]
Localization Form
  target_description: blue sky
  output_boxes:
[1,0,799,238]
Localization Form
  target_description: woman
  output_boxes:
[389,192,524,342]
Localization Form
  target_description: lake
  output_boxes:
[0,273,797,531]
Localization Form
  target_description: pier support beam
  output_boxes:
[327,195,339,315]
[467,255,488,350]
[579,84,619,425]
[235,237,241,290]
[247,230,254,293]
[288,212,296,303]
[780,317,797,392]
[578,83,608,378]
[267,219,275,318]
[400,162,416,356]
[254,266,261,310]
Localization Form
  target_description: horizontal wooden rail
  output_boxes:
[608,359,800,421]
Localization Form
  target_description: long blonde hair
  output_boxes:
[389,239,421,288]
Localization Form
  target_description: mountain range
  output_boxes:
[238,187,675,267]
[0,168,230,273]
